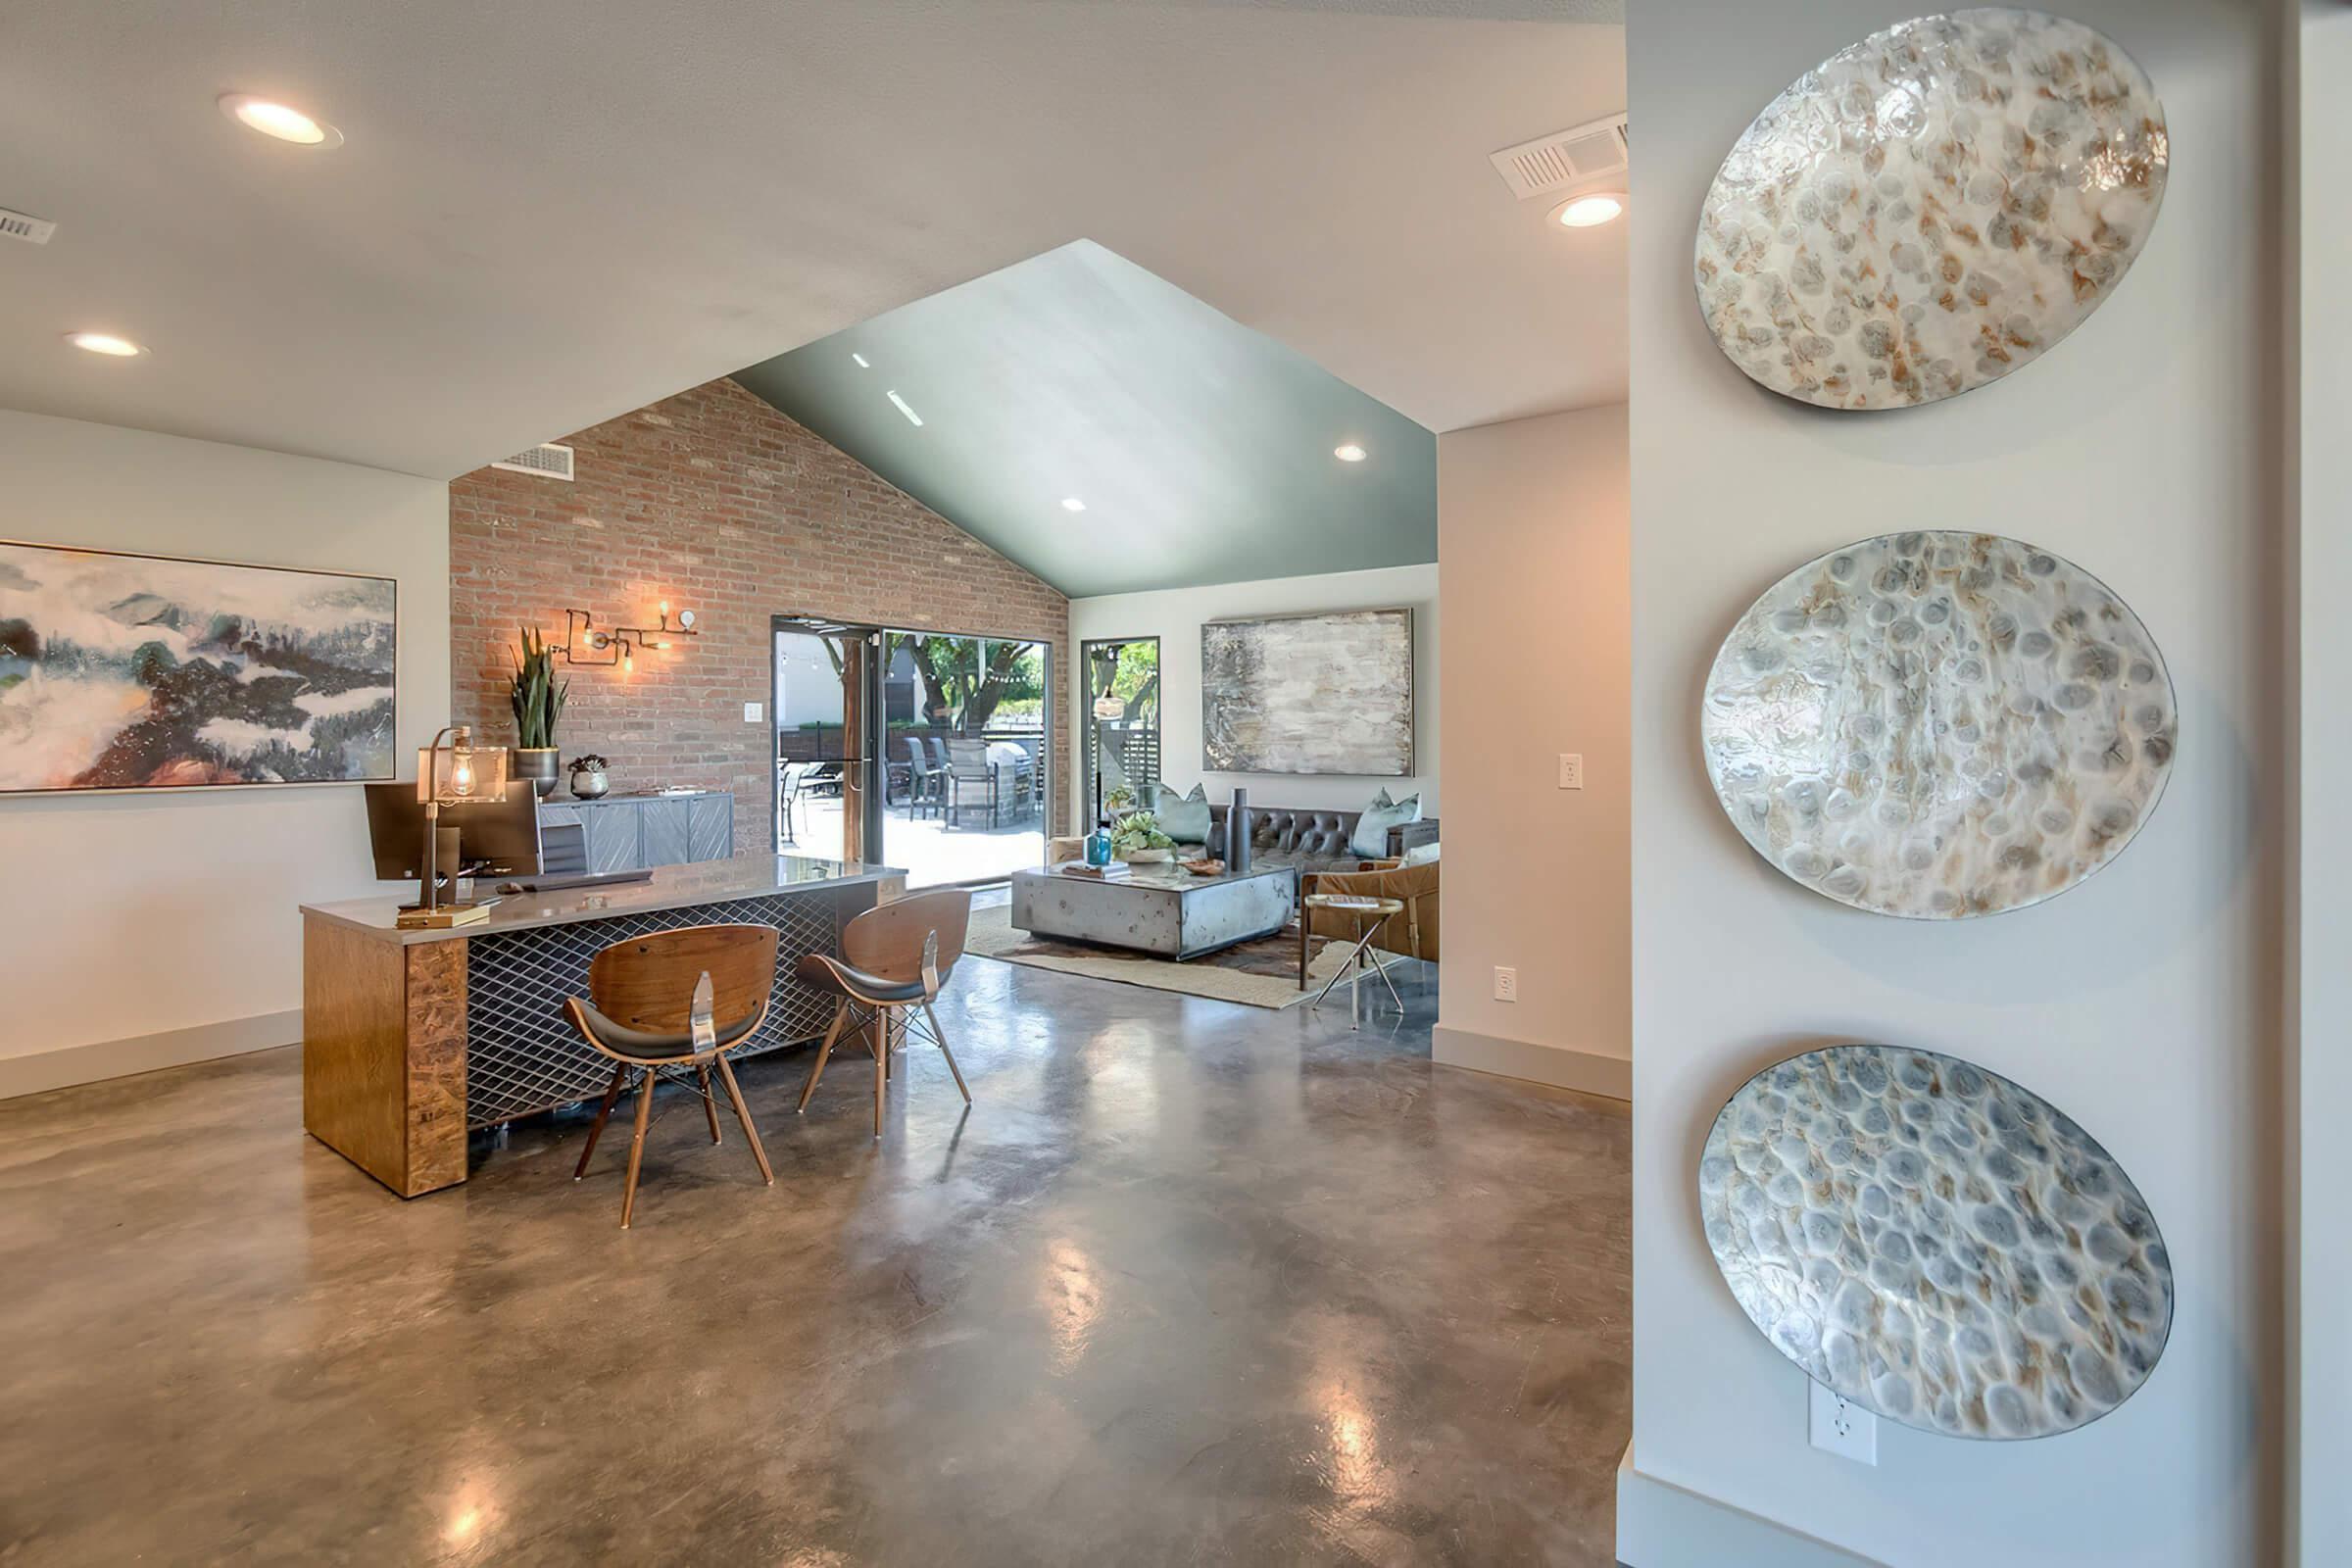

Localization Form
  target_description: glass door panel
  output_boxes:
[1082,637,1159,825]
[772,621,874,862]
[879,629,1051,887]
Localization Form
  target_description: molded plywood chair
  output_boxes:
[793,889,973,1136]
[564,923,779,1228]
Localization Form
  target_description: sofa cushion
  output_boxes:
[1401,840,1441,866]
[1154,781,1211,844]
[1349,792,1422,859]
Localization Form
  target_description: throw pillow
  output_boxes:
[1349,791,1421,859]
[1401,840,1441,867]
[1154,781,1212,845]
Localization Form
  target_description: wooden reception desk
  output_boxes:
[300,856,905,1198]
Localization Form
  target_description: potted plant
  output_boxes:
[1111,809,1175,863]
[509,626,568,798]
[567,753,611,800]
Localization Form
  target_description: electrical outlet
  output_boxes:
[1809,1381,1877,1465]
[1558,753,1585,790]
[1493,966,1518,1003]
[743,702,763,723]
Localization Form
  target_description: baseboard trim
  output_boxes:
[0,1009,303,1102]
[1431,1022,1631,1101]
[1616,1448,1885,1568]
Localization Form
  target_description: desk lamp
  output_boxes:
[400,724,508,929]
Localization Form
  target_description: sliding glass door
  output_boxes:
[1081,637,1159,826]
[877,630,1051,887]
[771,618,880,862]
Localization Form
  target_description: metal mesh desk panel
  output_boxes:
[464,892,846,1128]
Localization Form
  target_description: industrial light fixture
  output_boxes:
[887,390,923,427]
[1061,497,1087,513]
[1550,191,1626,228]
[67,331,145,357]
[851,352,870,368]
[218,92,344,148]
[553,601,700,670]
[1334,443,1368,464]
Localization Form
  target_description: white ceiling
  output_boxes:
[0,0,1627,480]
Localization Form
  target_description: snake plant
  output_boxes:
[509,626,567,748]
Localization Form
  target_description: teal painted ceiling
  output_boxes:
[732,241,1436,600]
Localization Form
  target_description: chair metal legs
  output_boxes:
[577,1051,774,1228]
[799,995,972,1129]
[620,1068,658,1228]
[697,1065,723,1144]
[798,1000,851,1112]
[711,1054,775,1186]
[574,1061,628,1179]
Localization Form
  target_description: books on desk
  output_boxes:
[394,900,496,930]
[1058,860,1132,880]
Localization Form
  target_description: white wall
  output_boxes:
[1624,5,2280,1566]
[2290,3,2350,1558]
[0,411,449,1093]
[1067,563,1439,817]
[1433,407,1630,1098]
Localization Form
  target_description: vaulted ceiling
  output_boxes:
[1,0,1626,483]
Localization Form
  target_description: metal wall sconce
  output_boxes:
[553,603,699,673]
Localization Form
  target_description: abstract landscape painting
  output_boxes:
[1201,608,1412,775]
[0,542,396,792]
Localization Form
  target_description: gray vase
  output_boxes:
[510,746,560,800]
[569,766,610,800]
[1228,788,1250,875]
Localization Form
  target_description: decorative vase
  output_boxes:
[1085,828,1113,867]
[510,747,561,800]
[1228,788,1251,875]
[569,763,610,800]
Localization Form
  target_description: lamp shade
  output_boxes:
[417,726,508,806]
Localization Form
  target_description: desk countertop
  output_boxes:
[302,856,906,945]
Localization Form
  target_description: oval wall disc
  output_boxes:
[1694,9,2168,410]
[1701,1044,2173,1440]
[1702,530,2174,919]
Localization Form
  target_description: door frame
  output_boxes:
[770,615,886,861]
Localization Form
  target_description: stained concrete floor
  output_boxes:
[0,956,1630,1567]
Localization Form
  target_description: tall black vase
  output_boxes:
[1228,787,1250,875]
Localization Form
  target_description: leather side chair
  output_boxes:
[564,923,779,1228]
[794,888,973,1137]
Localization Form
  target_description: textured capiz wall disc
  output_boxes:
[1701,1045,2173,1440]
[1702,530,2174,919]
[1695,9,2168,410]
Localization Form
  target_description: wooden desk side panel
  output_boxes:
[302,916,469,1198]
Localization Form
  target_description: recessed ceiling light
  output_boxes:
[219,93,343,149]
[1551,192,1625,228]
[1061,497,1087,513]
[851,352,870,368]
[886,390,923,427]
[1334,443,1368,463]
[67,331,144,357]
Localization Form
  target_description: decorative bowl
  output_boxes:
[1125,847,1173,863]
[1181,858,1226,877]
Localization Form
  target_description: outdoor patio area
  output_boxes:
[785,794,1045,888]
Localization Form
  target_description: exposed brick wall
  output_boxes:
[449,376,1071,858]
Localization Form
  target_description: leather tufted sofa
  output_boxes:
[1200,803,1438,874]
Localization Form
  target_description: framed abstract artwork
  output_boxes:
[1201,607,1412,776]
[1694,9,2168,410]
[0,540,398,793]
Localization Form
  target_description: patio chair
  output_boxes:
[944,737,1000,829]
[901,736,940,820]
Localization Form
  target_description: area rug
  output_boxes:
[963,903,1359,1008]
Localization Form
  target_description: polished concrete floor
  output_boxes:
[0,957,1630,1566]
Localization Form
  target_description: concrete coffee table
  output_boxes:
[1008,863,1297,960]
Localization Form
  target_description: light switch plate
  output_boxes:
[1809,1381,1877,1465]
[1558,753,1585,790]
[1493,966,1518,1003]
[743,702,763,723]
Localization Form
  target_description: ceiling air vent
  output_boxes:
[1488,114,1629,200]
[0,207,57,245]
[491,443,575,481]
